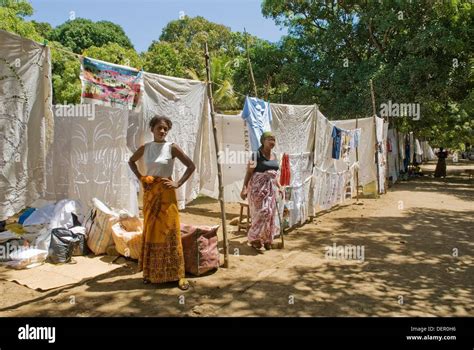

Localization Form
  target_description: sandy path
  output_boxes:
[0,160,472,316]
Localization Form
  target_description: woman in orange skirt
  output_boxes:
[129,115,195,290]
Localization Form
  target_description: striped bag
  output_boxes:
[85,198,118,255]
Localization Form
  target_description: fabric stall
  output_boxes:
[205,103,318,228]
[311,112,372,215]
[0,30,54,221]
[0,29,405,251]
[46,58,216,212]
[333,117,377,187]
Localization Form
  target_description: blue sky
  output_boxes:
[29,0,287,52]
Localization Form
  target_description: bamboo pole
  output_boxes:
[370,79,381,195]
[204,43,229,268]
[244,28,258,97]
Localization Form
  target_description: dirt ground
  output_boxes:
[0,160,472,317]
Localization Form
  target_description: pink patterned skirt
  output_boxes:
[247,170,278,247]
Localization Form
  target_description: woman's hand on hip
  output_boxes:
[162,179,179,189]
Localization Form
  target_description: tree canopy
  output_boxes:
[261,0,473,147]
[49,18,134,54]
[1,0,472,148]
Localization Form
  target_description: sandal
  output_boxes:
[178,278,190,291]
[143,278,151,284]
[264,243,272,250]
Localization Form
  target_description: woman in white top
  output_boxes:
[129,115,195,290]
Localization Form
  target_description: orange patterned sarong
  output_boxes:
[138,178,185,283]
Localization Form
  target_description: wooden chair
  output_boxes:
[345,183,353,200]
[238,202,251,233]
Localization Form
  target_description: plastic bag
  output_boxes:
[70,226,89,256]
[34,228,51,253]
[18,208,36,225]
[6,248,48,269]
[49,199,83,230]
[23,203,56,227]
[48,228,80,264]
[119,216,142,233]
[111,222,142,260]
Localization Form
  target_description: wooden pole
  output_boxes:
[355,116,360,201]
[370,79,377,118]
[370,79,381,195]
[310,104,319,221]
[244,28,258,98]
[204,43,230,268]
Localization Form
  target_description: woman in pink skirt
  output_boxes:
[241,132,282,250]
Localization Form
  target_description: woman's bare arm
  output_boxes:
[128,145,145,180]
[164,144,196,188]
[241,161,255,200]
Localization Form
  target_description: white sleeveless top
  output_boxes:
[144,141,175,177]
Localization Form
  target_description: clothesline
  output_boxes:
[49,44,82,60]
[49,42,319,113]
[44,36,371,125]
[47,38,360,181]
[280,175,312,189]
[323,113,371,131]
[328,122,361,134]
[285,151,312,157]
[212,81,248,98]
[49,43,146,72]
[49,43,360,178]
[50,43,255,100]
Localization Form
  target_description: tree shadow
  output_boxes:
[395,174,473,202]
[2,165,472,317]
[227,240,262,256]
[181,206,239,220]
[186,196,221,206]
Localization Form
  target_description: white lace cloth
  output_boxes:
[0,30,53,220]
[270,103,317,156]
[126,72,216,210]
[200,114,247,202]
[45,105,136,215]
